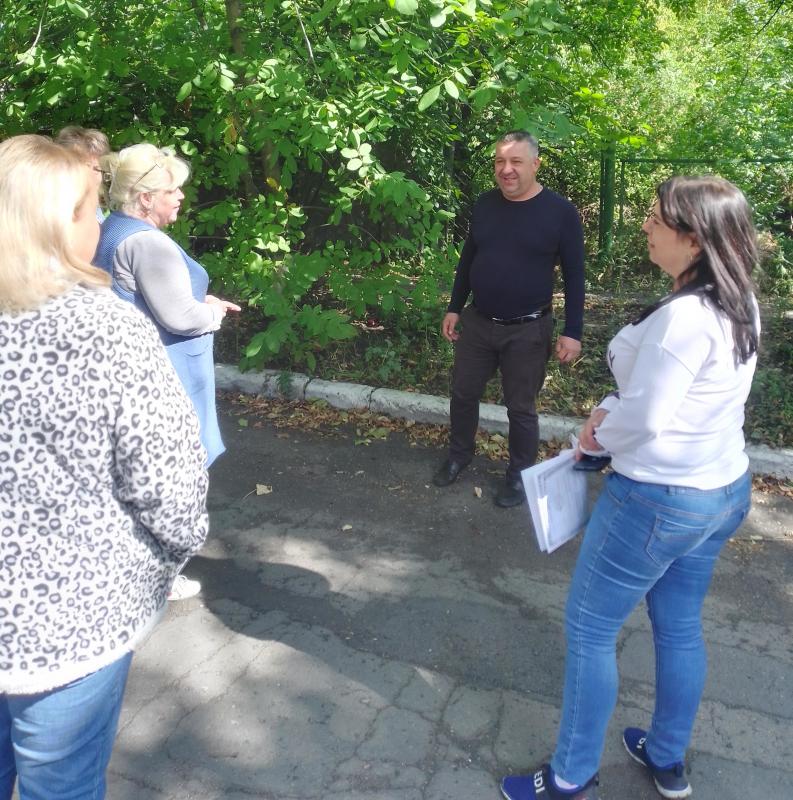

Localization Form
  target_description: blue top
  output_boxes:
[93,212,225,466]
[94,212,211,347]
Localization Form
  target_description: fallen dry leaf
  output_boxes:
[473,486,483,499]
[256,484,273,495]
[221,393,793,500]
[341,524,353,531]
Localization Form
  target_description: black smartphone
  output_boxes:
[573,454,612,472]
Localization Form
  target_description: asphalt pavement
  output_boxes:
[107,397,793,800]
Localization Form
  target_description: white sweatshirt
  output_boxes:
[594,293,758,489]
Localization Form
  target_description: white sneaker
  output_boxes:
[168,574,201,601]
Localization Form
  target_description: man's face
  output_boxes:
[494,140,540,201]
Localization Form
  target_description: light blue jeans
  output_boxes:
[551,470,751,785]
[0,651,132,800]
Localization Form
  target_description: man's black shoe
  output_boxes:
[433,459,469,487]
[495,478,526,508]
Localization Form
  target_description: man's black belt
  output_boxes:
[482,305,552,325]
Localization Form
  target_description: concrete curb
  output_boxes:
[216,364,793,480]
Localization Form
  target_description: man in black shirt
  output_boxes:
[434,131,585,507]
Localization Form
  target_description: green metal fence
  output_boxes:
[598,151,793,261]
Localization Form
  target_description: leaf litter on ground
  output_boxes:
[227,392,565,465]
[224,392,790,498]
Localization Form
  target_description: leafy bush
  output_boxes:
[4,0,790,445]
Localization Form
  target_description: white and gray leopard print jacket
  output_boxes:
[0,286,209,694]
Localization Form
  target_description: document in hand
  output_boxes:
[521,448,589,553]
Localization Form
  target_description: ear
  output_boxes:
[686,233,701,261]
[139,190,153,211]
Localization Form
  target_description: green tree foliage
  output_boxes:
[602,0,792,293]
[0,0,663,365]
[1,0,790,367]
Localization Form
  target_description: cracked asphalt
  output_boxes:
[108,398,793,800]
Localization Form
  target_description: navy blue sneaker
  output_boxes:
[623,727,692,798]
[501,764,599,799]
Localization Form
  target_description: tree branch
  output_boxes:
[292,0,315,66]
[29,0,49,51]
[756,0,788,36]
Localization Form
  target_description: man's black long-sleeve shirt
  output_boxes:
[448,188,585,340]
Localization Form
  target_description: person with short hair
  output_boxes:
[501,176,760,800]
[0,134,209,800]
[54,125,110,219]
[433,131,585,507]
[94,142,239,600]
[53,124,109,157]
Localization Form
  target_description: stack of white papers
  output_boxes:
[521,448,589,553]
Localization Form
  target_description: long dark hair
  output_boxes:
[634,175,758,364]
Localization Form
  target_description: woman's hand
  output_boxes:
[205,295,242,321]
[576,407,609,459]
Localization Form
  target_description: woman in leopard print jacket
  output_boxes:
[0,136,209,799]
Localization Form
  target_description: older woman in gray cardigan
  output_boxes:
[94,143,239,601]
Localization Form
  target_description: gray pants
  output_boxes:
[448,305,554,480]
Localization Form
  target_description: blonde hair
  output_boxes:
[55,126,110,158]
[0,135,109,313]
[102,143,190,214]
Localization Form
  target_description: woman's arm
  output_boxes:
[577,407,610,454]
[111,312,209,561]
[116,231,222,336]
[593,343,698,455]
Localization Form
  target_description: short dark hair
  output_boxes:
[55,126,110,157]
[496,130,539,157]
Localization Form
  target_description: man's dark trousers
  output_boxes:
[449,306,554,481]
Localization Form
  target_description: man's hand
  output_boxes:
[575,407,609,459]
[555,335,581,364]
[442,312,461,342]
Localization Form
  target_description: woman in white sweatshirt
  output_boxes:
[502,176,759,800]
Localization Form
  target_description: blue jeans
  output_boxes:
[0,652,132,800]
[551,470,751,785]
